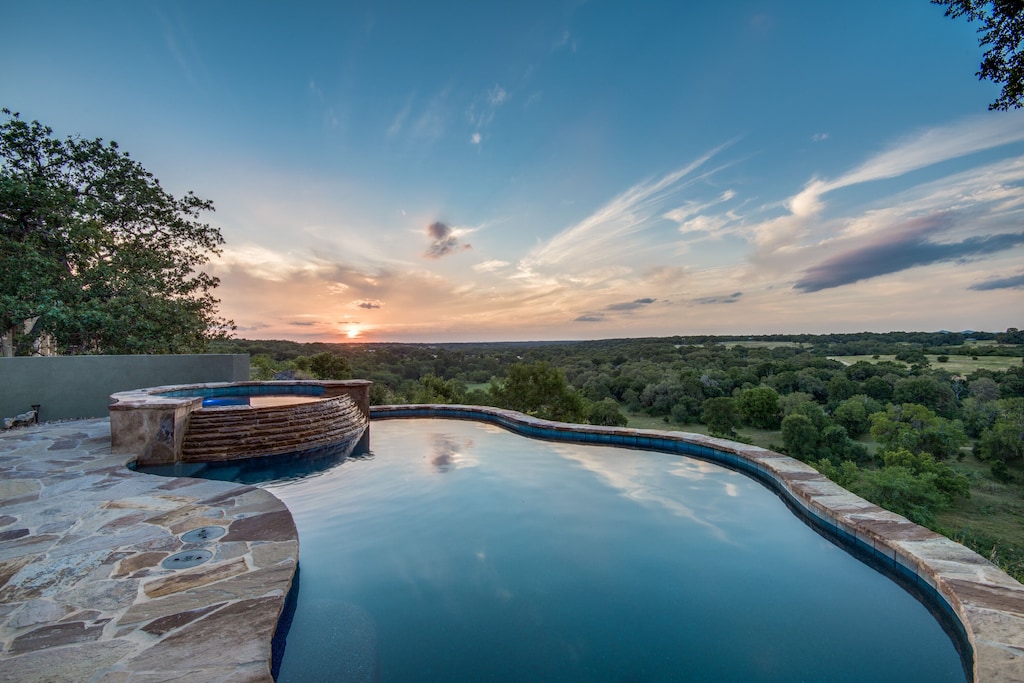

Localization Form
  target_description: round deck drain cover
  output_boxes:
[161,549,213,570]
[180,526,227,544]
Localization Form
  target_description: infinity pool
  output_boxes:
[256,419,964,682]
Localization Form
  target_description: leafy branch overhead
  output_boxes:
[0,109,233,354]
[934,0,1024,110]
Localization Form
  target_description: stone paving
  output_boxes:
[0,419,298,682]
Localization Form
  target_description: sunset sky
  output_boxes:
[3,1,1023,342]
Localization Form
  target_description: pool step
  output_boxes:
[179,395,367,462]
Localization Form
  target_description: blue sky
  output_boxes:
[3,1,1023,342]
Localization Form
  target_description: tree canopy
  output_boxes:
[935,0,1024,109]
[490,361,586,423]
[1,109,231,355]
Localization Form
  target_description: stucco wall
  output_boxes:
[0,355,249,421]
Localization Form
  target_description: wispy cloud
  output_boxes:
[522,143,733,274]
[473,259,510,273]
[553,30,578,53]
[387,95,413,137]
[784,113,1024,230]
[387,88,452,143]
[604,297,656,311]
[573,297,659,324]
[740,113,1024,275]
[215,244,330,281]
[794,214,1024,292]
[155,7,205,85]
[694,292,743,304]
[969,271,1024,291]
[467,84,508,145]
[357,300,382,309]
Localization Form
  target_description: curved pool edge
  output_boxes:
[371,404,1024,683]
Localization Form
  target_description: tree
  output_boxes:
[586,398,629,427]
[300,352,352,380]
[490,361,585,422]
[869,403,968,460]
[969,376,1001,401]
[862,375,894,402]
[701,397,741,437]
[1,109,231,355]
[934,1,1024,110]
[736,386,781,429]
[855,465,948,527]
[892,375,958,418]
[820,424,869,463]
[410,373,465,404]
[832,395,878,438]
[976,398,1024,462]
[781,413,820,461]
[960,397,1000,437]
[826,375,859,405]
[996,326,1024,344]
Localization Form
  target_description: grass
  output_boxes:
[938,456,1024,582]
[829,354,1021,374]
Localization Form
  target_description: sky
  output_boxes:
[3,1,1023,343]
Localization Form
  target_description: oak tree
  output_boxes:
[1,110,231,355]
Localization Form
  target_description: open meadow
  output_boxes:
[829,354,1021,374]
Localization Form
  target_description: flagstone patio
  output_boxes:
[0,418,297,682]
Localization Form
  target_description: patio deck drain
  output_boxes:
[161,549,214,570]
[180,526,227,543]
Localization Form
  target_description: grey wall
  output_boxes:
[0,355,249,421]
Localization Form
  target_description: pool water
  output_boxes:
[200,395,322,407]
[262,419,964,682]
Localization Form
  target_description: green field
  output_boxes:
[939,457,1024,582]
[829,354,1021,374]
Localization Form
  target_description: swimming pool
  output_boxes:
[260,418,964,682]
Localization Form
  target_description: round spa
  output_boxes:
[109,380,371,466]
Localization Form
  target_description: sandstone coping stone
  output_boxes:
[372,403,1024,683]
[0,418,298,683]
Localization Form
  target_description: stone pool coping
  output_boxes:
[0,418,298,682]
[373,404,1024,683]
